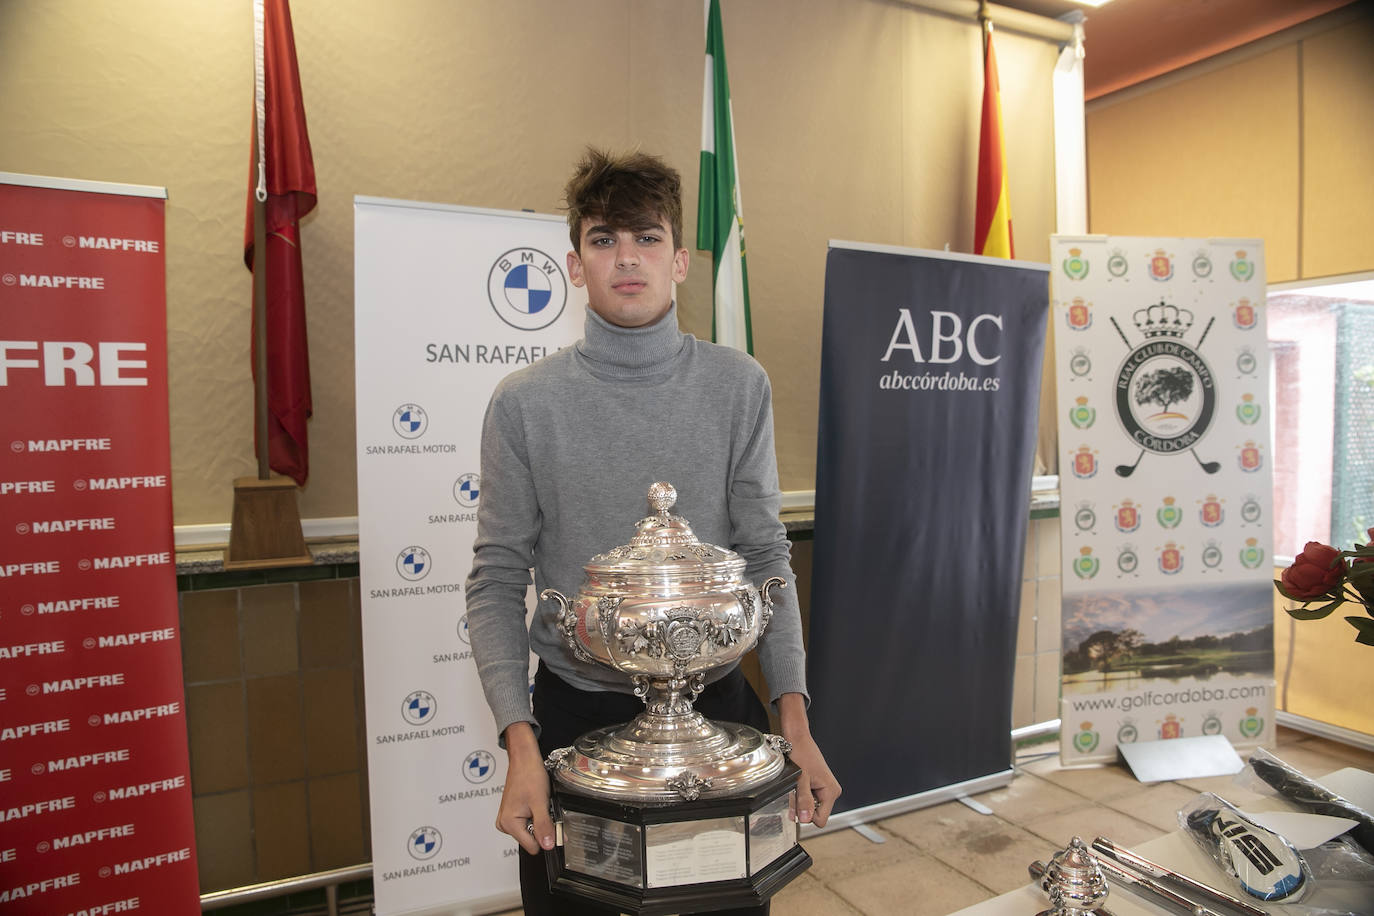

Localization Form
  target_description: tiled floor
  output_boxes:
[493,726,1374,915]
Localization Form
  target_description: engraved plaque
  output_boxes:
[645,816,747,888]
[748,790,797,874]
[562,811,643,887]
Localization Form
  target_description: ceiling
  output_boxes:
[998,0,1360,99]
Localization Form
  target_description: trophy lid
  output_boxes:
[585,482,745,579]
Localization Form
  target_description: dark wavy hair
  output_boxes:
[563,147,683,252]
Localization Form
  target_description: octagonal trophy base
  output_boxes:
[546,760,811,915]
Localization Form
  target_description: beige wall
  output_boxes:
[1085,7,1374,739]
[2,0,1060,525]
[1085,6,1374,284]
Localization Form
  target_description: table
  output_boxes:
[950,816,1374,915]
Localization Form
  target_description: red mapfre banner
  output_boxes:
[0,176,199,914]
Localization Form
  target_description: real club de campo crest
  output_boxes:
[1111,301,1219,478]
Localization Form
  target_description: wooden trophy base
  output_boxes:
[224,476,313,570]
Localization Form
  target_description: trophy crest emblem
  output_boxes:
[1238,440,1263,471]
[1159,714,1183,739]
[1236,392,1261,424]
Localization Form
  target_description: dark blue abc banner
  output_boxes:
[810,243,1049,815]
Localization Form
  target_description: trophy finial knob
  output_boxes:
[647,482,677,515]
[1037,836,1109,916]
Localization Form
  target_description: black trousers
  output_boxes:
[519,662,772,916]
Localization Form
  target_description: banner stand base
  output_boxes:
[1117,735,1244,784]
[225,476,313,570]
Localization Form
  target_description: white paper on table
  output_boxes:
[1317,767,1374,812]
[1240,810,1358,849]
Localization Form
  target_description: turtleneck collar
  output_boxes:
[575,303,687,377]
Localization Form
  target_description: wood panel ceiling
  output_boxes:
[999,0,1360,99]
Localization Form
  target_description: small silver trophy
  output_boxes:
[1034,836,1110,916]
[539,482,809,914]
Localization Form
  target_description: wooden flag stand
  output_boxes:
[225,183,312,571]
[226,476,311,569]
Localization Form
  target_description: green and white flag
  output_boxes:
[697,0,752,354]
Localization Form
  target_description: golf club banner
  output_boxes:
[810,243,1049,814]
[1052,236,1275,764]
[354,197,584,915]
[0,175,199,913]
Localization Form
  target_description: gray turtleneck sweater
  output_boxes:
[464,304,808,740]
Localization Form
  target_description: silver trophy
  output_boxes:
[539,481,809,914]
[1034,837,1110,916]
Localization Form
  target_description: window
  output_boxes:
[1267,275,1374,560]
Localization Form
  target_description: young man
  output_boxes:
[465,148,840,915]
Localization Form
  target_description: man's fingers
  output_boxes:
[531,806,557,851]
[811,787,833,828]
[794,772,816,824]
[500,815,541,854]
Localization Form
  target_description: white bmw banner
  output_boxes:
[354,198,585,915]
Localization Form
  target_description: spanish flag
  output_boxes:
[974,26,1014,259]
[244,0,316,485]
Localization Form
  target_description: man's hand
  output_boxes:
[496,722,555,854]
[777,693,842,827]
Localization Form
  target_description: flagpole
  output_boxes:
[252,193,270,481]
[252,0,270,481]
[228,0,311,570]
[979,0,990,62]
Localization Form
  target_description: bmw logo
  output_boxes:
[463,749,495,784]
[454,473,480,507]
[396,546,431,581]
[487,248,567,331]
[457,614,470,645]
[402,690,437,726]
[407,826,442,860]
[393,403,428,440]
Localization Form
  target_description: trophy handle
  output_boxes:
[758,576,786,637]
[541,588,579,651]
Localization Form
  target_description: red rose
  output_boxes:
[1279,542,1344,601]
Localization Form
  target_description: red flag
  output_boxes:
[244,0,316,485]
[974,28,1014,259]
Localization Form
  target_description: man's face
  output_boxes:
[567,215,689,329]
